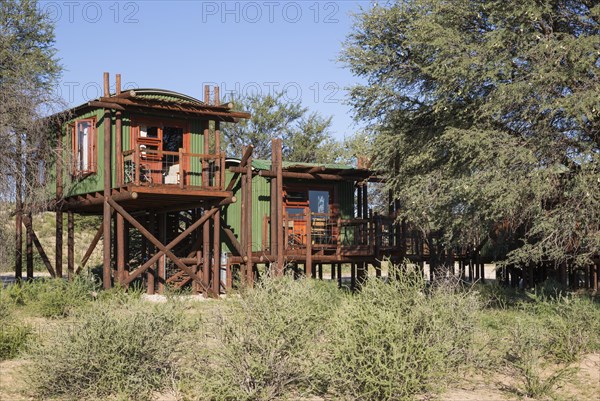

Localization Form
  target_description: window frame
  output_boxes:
[70,118,97,177]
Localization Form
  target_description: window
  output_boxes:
[71,118,97,175]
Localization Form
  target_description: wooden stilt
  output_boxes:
[351,263,356,291]
[102,74,112,288]
[158,213,166,294]
[213,209,221,295]
[270,140,278,275]
[203,209,210,294]
[306,210,312,279]
[275,139,284,274]
[56,208,63,278]
[337,263,342,288]
[147,214,155,295]
[116,213,125,285]
[246,151,254,286]
[24,211,33,280]
[67,211,74,280]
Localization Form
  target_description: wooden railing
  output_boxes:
[121,145,226,190]
[262,212,404,256]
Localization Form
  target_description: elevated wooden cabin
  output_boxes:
[35,73,416,296]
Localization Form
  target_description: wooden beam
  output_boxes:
[78,223,103,272]
[25,212,33,280]
[275,139,284,272]
[67,211,74,280]
[122,201,231,285]
[23,215,56,277]
[220,220,244,256]
[102,107,112,289]
[257,169,376,182]
[213,210,221,294]
[270,139,277,275]
[88,101,126,111]
[246,151,253,286]
[107,198,217,297]
[225,145,254,192]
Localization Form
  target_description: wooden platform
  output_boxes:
[60,185,233,214]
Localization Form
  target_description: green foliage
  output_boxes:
[0,290,31,361]
[25,298,184,401]
[179,277,343,400]
[1,0,63,208]
[0,276,98,317]
[222,91,342,162]
[324,273,481,400]
[0,323,31,361]
[342,0,600,267]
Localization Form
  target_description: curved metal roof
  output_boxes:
[122,88,205,105]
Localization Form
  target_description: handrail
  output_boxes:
[120,145,225,190]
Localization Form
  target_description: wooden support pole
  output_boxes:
[246,151,253,286]
[116,73,121,95]
[337,263,342,288]
[30,226,56,277]
[116,213,125,285]
[107,198,216,296]
[79,223,103,272]
[275,139,284,273]
[25,211,33,280]
[225,145,254,192]
[203,209,211,294]
[213,210,221,295]
[116,111,123,185]
[270,140,278,275]
[67,211,74,280]
[102,106,112,289]
[351,263,356,291]
[55,122,63,279]
[202,120,209,188]
[158,213,166,294]
[147,214,155,295]
[306,210,312,278]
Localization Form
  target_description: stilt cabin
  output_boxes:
[38,73,453,296]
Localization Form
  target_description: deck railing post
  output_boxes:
[306,210,312,278]
[179,148,184,189]
[134,145,140,186]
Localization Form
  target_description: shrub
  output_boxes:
[179,277,342,401]
[0,323,31,360]
[324,271,481,401]
[25,299,184,400]
[29,276,98,318]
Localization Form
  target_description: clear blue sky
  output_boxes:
[43,0,372,140]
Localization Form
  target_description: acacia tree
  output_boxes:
[222,91,342,163]
[1,0,62,274]
[342,1,599,268]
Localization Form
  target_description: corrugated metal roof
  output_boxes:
[251,159,355,171]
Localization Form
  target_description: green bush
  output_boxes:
[179,277,343,401]
[0,323,31,360]
[324,272,481,401]
[25,298,184,401]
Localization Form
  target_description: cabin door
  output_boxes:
[283,186,333,247]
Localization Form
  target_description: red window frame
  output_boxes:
[70,118,97,177]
